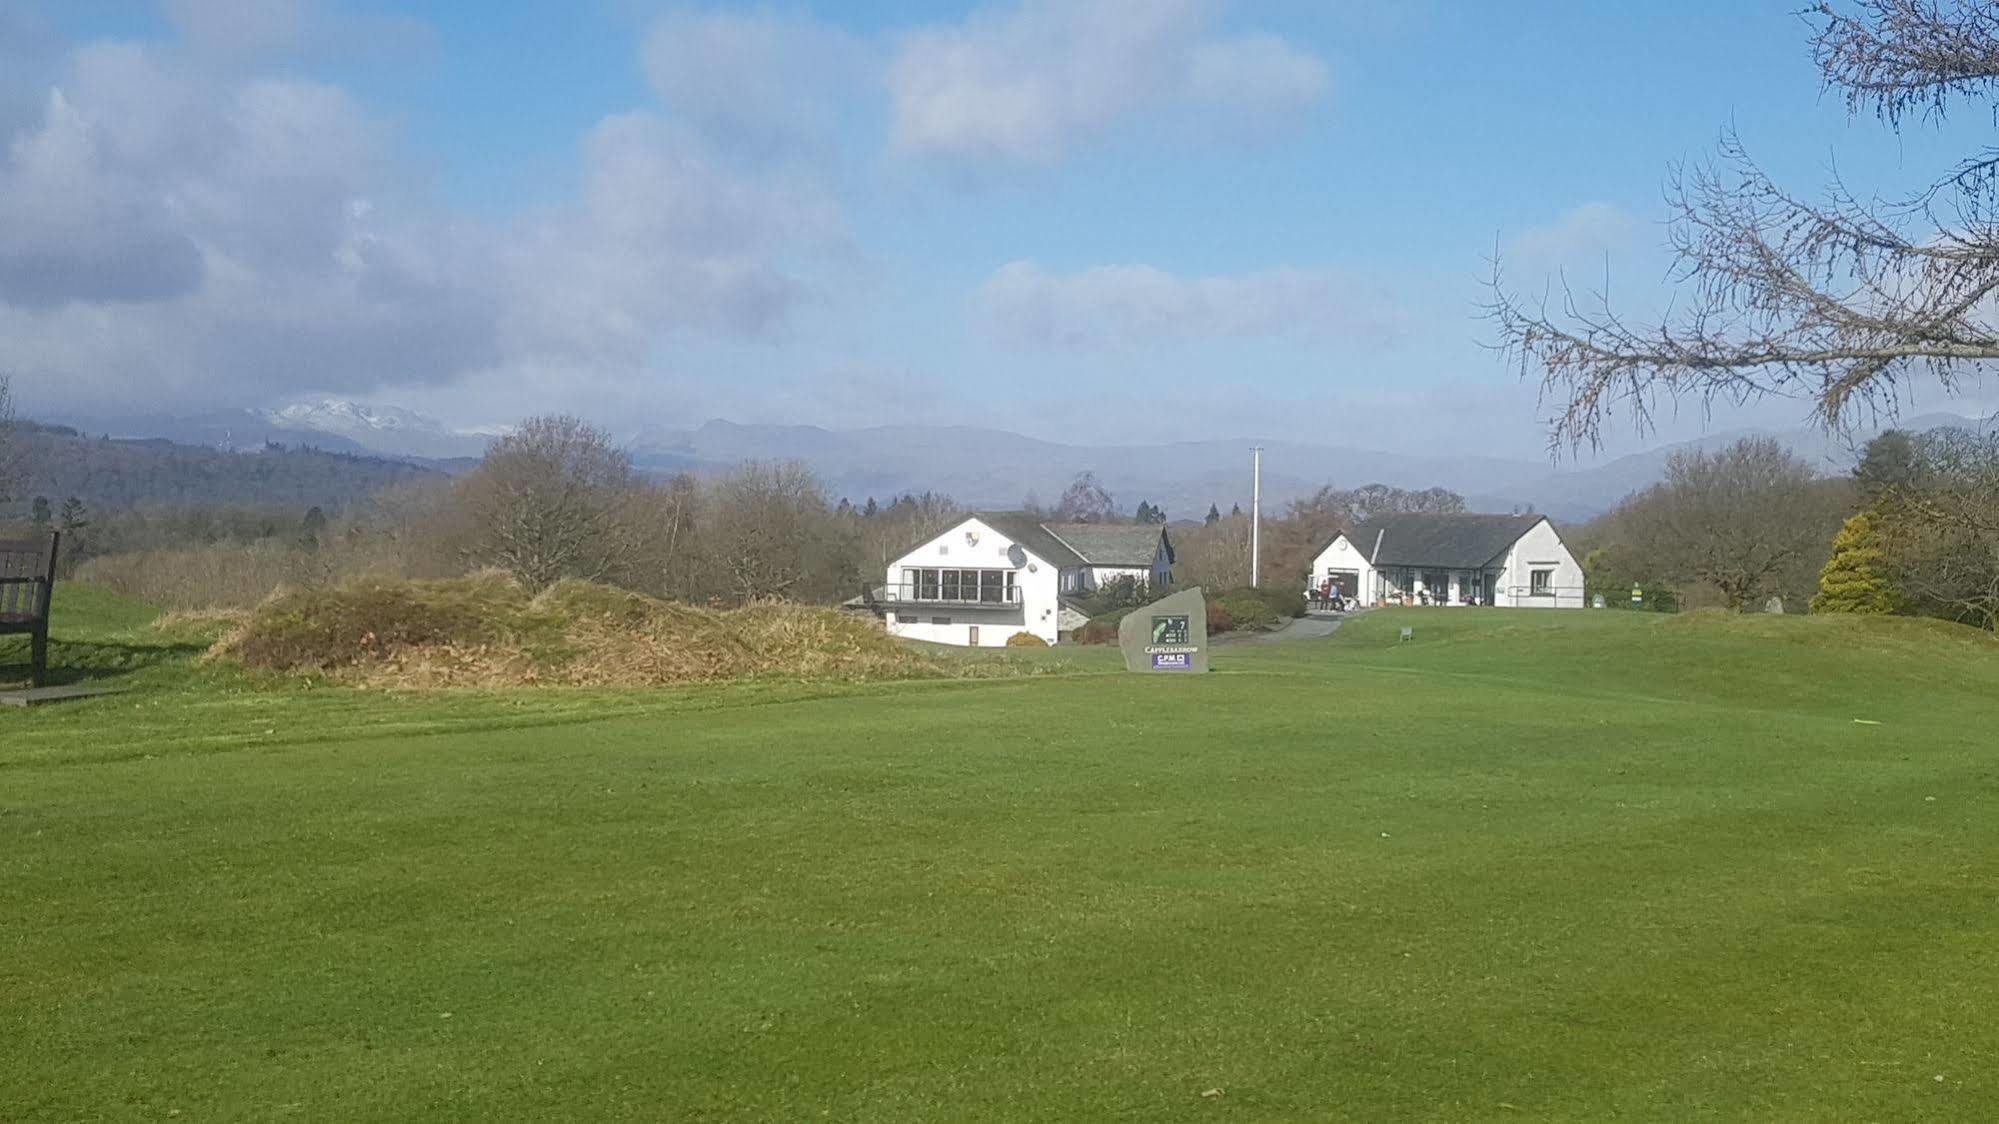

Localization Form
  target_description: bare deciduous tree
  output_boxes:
[1875,426,1999,626]
[0,375,19,505]
[1054,471,1117,523]
[705,460,836,603]
[1610,437,1844,609]
[458,415,646,592]
[859,492,963,573]
[1172,512,1254,590]
[1490,1,1999,450]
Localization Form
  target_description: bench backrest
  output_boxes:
[0,533,59,622]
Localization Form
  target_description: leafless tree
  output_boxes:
[1172,512,1254,590]
[858,492,962,573]
[1611,438,1845,609]
[637,472,703,600]
[704,460,838,602]
[0,375,19,505]
[457,415,647,592]
[1054,471,1117,523]
[1490,1,1999,451]
[1874,426,1999,626]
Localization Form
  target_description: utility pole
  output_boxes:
[1250,446,1262,588]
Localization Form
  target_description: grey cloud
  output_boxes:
[977,261,1408,350]
[888,0,1328,171]
[641,8,871,161]
[497,112,842,364]
[0,90,205,306]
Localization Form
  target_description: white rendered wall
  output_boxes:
[884,517,1062,646]
[1306,534,1378,602]
[1494,519,1586,608]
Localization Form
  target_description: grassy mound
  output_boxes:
[213,574,982,688]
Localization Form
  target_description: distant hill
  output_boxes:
[41,401,1995,522]
[627,415,1990,522]
[1,425,445,516]
[45,400,500,461]
[626,419,1551,521]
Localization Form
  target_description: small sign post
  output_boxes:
[1631,584,1644,607]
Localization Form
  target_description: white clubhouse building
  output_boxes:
[1308,513,1585,609]
[880,513,1173,647]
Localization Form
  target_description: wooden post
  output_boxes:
[31,533,57,687]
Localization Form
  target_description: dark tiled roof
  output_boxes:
[1043,522,1170,567]
[1338,514,1548,570]
[971,512,1085,567]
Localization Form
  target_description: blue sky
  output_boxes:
[2,0,1989,460]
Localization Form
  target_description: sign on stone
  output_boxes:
[1118,587,1209,673]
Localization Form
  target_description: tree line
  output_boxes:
[1572,429,1999,629]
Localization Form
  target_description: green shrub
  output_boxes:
[1217,587,1282,630]
[1005,631,1049,647]
[1253,587,1307,620]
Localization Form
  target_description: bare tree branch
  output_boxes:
[1489,2,1999,452]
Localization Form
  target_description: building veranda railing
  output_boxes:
[881,571,1023,607]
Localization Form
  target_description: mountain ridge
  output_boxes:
[39,402,1994,522]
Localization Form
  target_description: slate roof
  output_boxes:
[968,512,1085,568]
[1335,514,1548,570]
[894,513,1172,570]
[1044,522,1173,567]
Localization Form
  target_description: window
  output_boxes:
[931,616,951,626]
[905,568,1018,602]
[1530,569,1554,596]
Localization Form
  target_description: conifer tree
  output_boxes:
[1811,510,1897,615]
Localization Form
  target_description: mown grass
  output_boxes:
[4,594,1997,1120]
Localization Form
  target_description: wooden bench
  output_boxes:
[0,533,58,686]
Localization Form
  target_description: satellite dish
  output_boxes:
[1006,544,1027,567]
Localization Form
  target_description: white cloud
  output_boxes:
[497,111,847,366]
[1506,202,1641,270]
[641,9,870,159]
[976,260,1407,350]
[0,33,848,417]
[888,0,1328,170]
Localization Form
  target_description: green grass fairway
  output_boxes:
[5,596,1999,1120]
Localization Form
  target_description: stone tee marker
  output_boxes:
[1118,587,1209,673]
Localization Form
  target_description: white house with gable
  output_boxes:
[878,513,1174,647]
[1307,513,1585,609]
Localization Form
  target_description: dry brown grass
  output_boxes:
[211,574,1040,688]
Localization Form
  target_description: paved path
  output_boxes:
[1217,610,1357,643]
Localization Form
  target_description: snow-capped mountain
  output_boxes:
[258,399,505,459]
